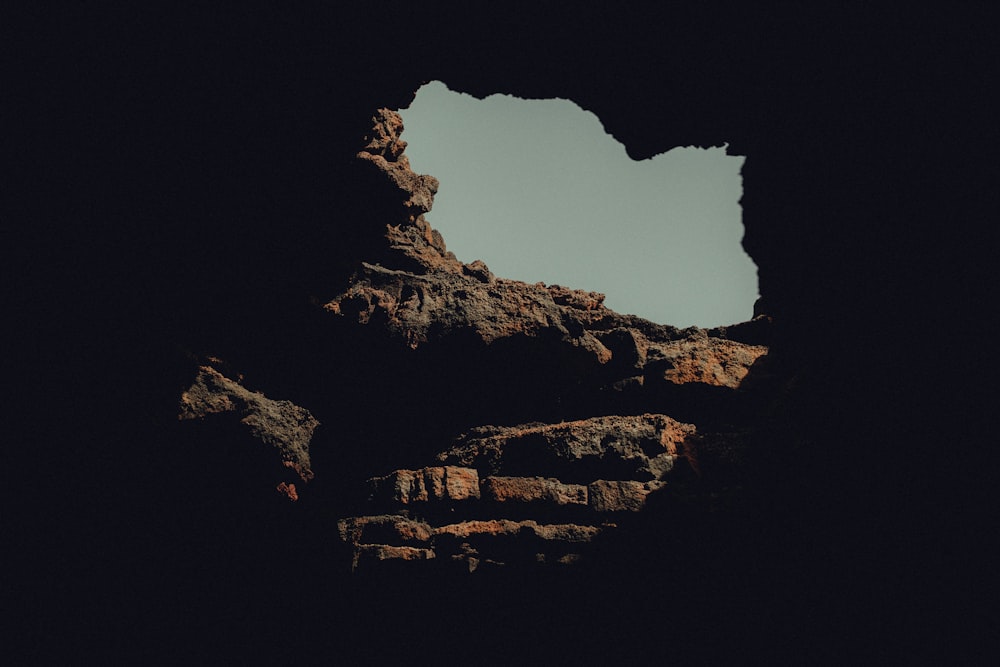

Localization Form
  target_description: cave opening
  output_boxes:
[398,80,759,328]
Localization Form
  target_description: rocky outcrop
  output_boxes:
[328,258,768,386]
[338,414,706,571]
[338,513,600,572]
[163,110,769,582]
[184,109,766,572]
[178,364,318,500]
[326,110,768,397]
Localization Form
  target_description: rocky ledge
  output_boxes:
[339,414,699,572]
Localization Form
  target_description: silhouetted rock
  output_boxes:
[167,112,767,576]
[327,110,768,399]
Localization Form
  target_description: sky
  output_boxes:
[397,81,758,328]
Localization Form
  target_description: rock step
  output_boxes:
[368,466,665,516]
[339,515,607,572]
[338,515,603,548]
[368,466,481,505]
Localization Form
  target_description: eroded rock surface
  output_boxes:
[337,414,708,571]
[439,414,697,482]
[178,365,318,499]
[325,110,768,392]
[177,109,767,572]
[368,466,482,505]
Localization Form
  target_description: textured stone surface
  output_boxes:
[313,112,764,575]
[445,466,481,501]
[338,515,434,546]
[481,476,588,506]
[337,512,605,572]
[647,336,769,389]
[368,466,481,505]
[439,414,695,483]
[327,261,615,360]
[178,365,318,494]
[170,113,756,579]
[339,416,702,570]
[434,520,601,543]
[588,480,666,513]
[354,544,436,567]
[324,110,767,391]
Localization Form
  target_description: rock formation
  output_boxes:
[328,111,769,379]
[178,364,317,500]
[170,109,768,580]
[161,110,766,577]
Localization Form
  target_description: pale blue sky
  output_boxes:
[398,81,758,327]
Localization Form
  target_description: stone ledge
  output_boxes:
[588,479,666,513]
[433,519,601,543]
[353,544,436,569]
[338,514,433,546]
[481,476,588,506]
[369,466,480,505]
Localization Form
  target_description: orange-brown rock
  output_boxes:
[177,365,318,495]
[337,514,434,546]
[434,520,601,570]
[353,544,436,568]
[481,476,588,507]
[444,466,481,501]
[588,480,666,512]
[356,109,442,229]
[338,515,603,572]
[647,336,769,389]
[275,481,299,502]
[368,466,480,505]
[433,520,601,543]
